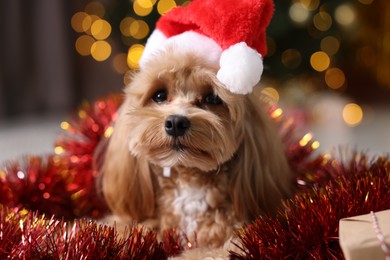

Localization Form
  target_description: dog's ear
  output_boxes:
[101,101,155,221]
[229,95,292,220]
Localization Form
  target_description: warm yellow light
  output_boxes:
[130,20,150,39]
[54,146,64,155]
[321,36,340,56]
[157,0,177,15]
[112,53,130,74]
[343,103,363,126]
[120,17,135,37]
[322,153,331,163]
[85,1,105,17]
[91,41,112,61]
[82,15,100,34]
[281,49,302,69]
[91,19,111,40]
[82,16,92,32]
[75,35,95,56]
[71,190,83,200]
[104,126,114,138]
[300,0,320,11]
[60,121,70,130]
[289,3,310,24]
[335,4,356,26]
[311,141,320,150]
[137,0,154,9]
[310,51,330,72]
[134,0,153,16]
[325,68,345,90]
[130,21,140,37]
[313,12,332,31]
[127,44,145,69]
[271,108,283,119]
[262,87,280,103]
[299,133,313,147]
[71,12,88,33]
[78,109,87,119]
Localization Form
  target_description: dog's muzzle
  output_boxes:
[165,115,191,137]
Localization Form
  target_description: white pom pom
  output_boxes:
[217,42,263,95]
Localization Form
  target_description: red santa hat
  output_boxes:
[139,0,274,95]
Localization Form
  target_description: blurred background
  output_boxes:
[0,0,389,161]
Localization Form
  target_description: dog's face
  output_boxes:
[122,48,245,171]
[102,47,292,221]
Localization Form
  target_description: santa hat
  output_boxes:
[139,0,274,95]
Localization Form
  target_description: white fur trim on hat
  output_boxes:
[140,31,222,70]
[217,42,263,95]
[164,31,222,65]
[139,30,167,69]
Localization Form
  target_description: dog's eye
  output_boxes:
[152,89,168,103]
[204,93,223,105]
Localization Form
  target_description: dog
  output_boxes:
[99,44,293,257]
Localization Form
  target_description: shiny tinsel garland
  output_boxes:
[0,95,389,259]
[231,154,390,259]
[0,206,168,259]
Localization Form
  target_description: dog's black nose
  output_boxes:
[165,115,191,137]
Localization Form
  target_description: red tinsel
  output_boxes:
[231,154,390,259]
[1,94,389,259]
[0,95,123,220]
[55,94,123,218]
[0,206,167,259]
[0,156,75,219]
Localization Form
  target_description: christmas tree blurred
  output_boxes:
[70,0,390,121]
[265,0,390,104]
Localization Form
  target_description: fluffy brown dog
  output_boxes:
[100,45,292,256]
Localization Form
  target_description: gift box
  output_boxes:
[339,210,390,260]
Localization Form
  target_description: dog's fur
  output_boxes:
[100,46,292,255]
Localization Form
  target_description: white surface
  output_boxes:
[0,115,64,162]
[304,97,390,156]
[311,109,390,156]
